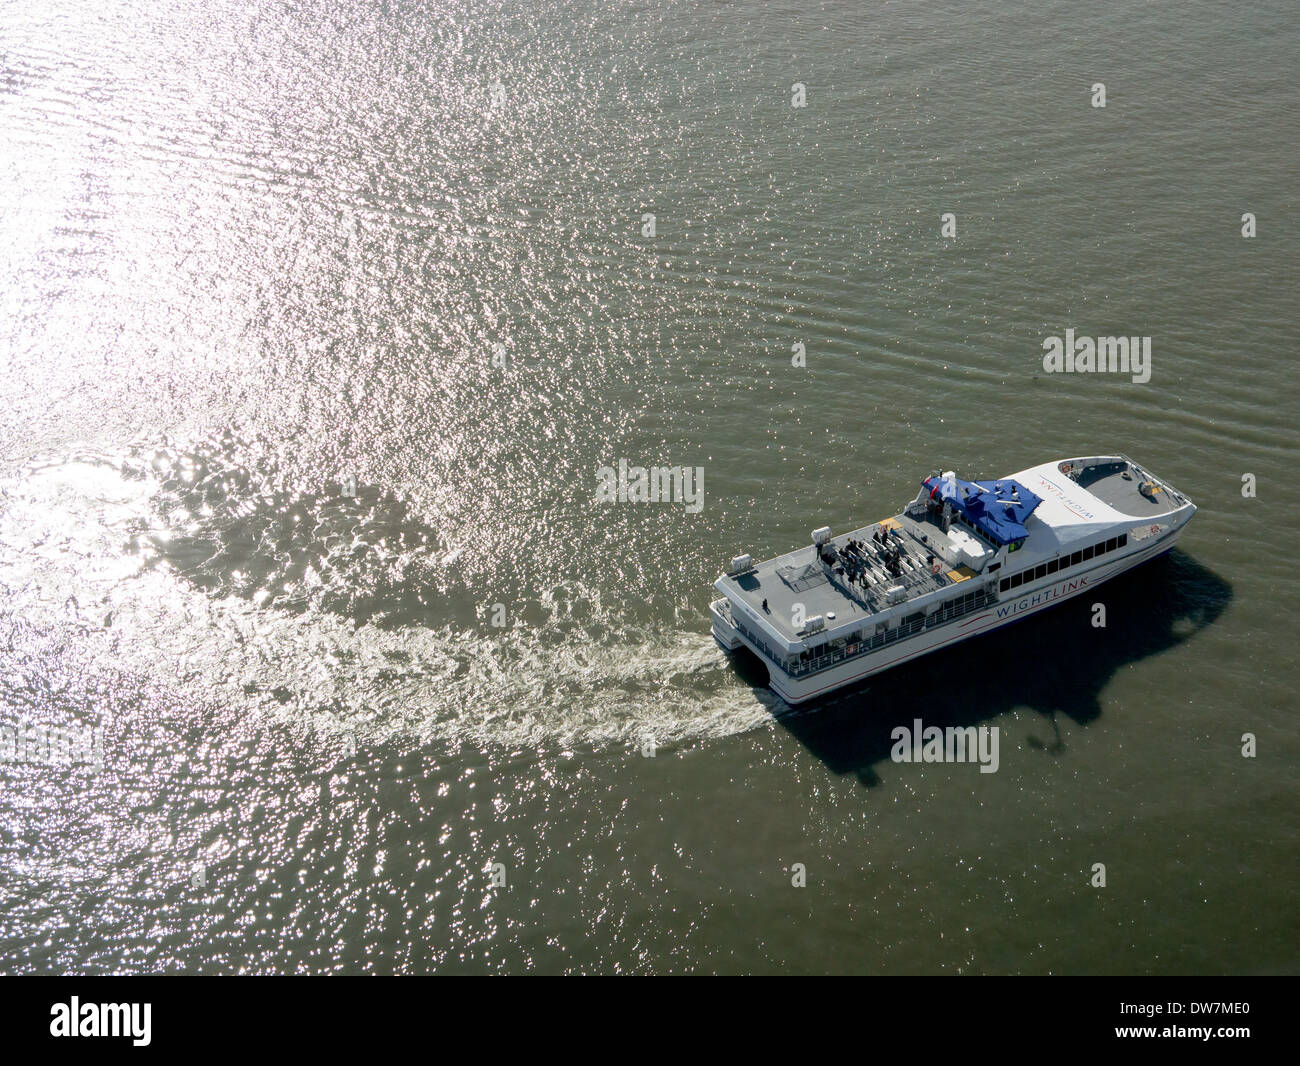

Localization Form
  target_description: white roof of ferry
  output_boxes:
[1008,460,1131,555]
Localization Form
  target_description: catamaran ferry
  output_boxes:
[711,456,1195,705]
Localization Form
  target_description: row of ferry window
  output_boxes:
[998,533,1128,593]
[796,586,992,669]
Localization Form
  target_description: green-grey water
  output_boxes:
[1,0,1296,973]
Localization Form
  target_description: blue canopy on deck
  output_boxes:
[922,474,1043,546]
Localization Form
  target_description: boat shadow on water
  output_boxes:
[731,549,1232,786]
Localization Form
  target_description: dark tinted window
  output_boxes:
[1082,544,1095,560]
[1010,572,1023,589]
[1000,578,1010,592]
[1105,537,1117,552]
[1070,551,1082,566]
[1118,533,1127,547]
[1047,559,1059,574]
[1034,564,1047,579]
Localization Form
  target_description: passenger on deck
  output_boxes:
[762,599,769,613]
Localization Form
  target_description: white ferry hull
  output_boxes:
[721,522,1185,706]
